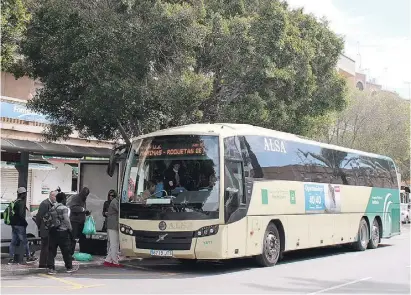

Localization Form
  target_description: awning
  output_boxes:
[1,138,112,158]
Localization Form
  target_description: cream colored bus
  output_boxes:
[116,124,401,267]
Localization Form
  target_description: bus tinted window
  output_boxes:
[236,135,398,189]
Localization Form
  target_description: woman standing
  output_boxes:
[102,190,116,231]
[102,190,116,255]
[104,191,121,267]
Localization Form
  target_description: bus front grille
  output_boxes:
[134,230,193,251]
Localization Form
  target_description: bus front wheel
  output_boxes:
[353,218,369,251]
[255,223,281,267]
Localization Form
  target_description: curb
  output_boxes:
[1,257,137,276]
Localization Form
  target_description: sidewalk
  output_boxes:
[1,251,111,275]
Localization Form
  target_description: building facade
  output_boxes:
[1,72,113,209]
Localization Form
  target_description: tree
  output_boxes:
[19,0,346,141]
[313,87,411,181]
[1,0,31,72]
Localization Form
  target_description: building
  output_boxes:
[337,54,356,87]
[0,72,113,209]
[336,54,383,92]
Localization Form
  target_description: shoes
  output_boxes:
[66,263,79,273]
[7,259,18,265]
[26,256,38,263]
[47,268,57,275]
[104,261,122,267]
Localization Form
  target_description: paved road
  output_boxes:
[2,224,410,294]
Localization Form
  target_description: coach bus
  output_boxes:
[115,123,401,267]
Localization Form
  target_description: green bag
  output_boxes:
[73,252,93,261]
[82,215,96,235]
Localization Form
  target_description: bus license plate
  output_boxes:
[150,250,173,257]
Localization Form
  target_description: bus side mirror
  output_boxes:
[107,144,129,177]
[224,187,239,206]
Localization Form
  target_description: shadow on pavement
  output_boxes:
[16,243,393,281]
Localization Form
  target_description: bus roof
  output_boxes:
[132,123,394,162]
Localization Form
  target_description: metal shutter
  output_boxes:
[1,168,32,205]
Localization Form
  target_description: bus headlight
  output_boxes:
[120,224,134,236]
[195,225,219,237]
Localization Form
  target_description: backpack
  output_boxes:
[3,200,17,225]
[43,204,63,230]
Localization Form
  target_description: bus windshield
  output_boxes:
[121,135,220,220]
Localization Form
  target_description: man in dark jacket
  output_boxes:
[8,187,37,264]
[67,187,90,254]
[35,190,57,268]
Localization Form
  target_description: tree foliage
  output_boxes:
[20,0,346,141]
[1,0,31,72]
[313,87,411,181]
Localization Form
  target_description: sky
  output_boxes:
[285,0,411,99]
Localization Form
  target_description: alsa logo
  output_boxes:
[264,138,287,153]
[168,222,193,230]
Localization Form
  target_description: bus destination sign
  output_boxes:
[143,143,205,157]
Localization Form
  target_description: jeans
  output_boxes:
[47,229,73,270]
[9,226,30,258]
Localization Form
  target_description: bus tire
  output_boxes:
[353,218,369,251]
[255,223,281,267]
[368,218,380,249]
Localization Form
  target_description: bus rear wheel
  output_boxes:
[353,218,369,251]
[367,218,380,249]
[255,223,281,267]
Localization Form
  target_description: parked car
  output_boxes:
[400,189,410,224]
[1,200,41,254]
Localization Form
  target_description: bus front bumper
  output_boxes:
[119,227,225,260]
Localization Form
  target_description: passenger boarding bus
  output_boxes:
[115,124,401,267]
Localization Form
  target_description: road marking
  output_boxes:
[2,285,66,288]
[306,277,372,295]
[38,274,104,290]
[121,263,178,276]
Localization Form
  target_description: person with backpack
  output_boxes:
[46,192,75,274]
[35,190,57,268]
[67,187,90,254]
[6,187,37,264]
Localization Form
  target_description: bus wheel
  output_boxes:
[353,218,369,251]
[255,223,281,267]
[368,218,380,249]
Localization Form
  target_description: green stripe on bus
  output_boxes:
[261,189,268,205]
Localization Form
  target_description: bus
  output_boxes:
[113,123,401,267]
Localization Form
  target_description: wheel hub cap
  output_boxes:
[264,233,280,263]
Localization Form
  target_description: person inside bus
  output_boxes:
[164,161,186,193]
[141,180,157,200]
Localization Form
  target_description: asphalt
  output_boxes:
[1,224,410,294]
